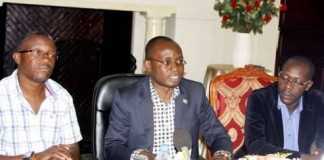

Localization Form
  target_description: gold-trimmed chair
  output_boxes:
[203,65,276,159]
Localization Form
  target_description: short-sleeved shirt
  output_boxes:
[0,70,82,155]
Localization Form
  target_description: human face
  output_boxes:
[278,63,313,110]
[144,41,185,91]
[13,35,57,84]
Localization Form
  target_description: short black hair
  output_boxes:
[282,56,315,80]
[144,36,180,59]
[16,31,54,51]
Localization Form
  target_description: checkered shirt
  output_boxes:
[150,79,179,159]
[0,70,82,155]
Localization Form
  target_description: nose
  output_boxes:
[40,54,57,65]
[169,61,182,72]
[41,51,57,59]
[283,80,294,91]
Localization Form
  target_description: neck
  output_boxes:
[152,83,174,103]
[17,73,46,113]
[286,101,300,114]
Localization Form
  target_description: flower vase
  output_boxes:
[232,33,252,68]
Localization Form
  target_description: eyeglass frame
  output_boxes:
[16,48,58,59]
[278,71,311,87]
[147,57,187,67]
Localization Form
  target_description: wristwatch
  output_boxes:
[213,150,232,160]
[22,151,34,160]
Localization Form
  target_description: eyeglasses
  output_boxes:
[148,58,187,67]
[278,72,310,87]
[17,48,57,59]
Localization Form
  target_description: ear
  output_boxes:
[305,80,314,91]
[143,60,152,74]
[12,52,21,65]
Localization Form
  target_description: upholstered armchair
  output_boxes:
[206,65,276,158]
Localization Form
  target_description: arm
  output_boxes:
[313,91,324,152]
[33,143,79,160]
[0,155,23,160]
[64,143,80,160]
[244,92,288,155]
[104,90,133,160]
[199,86,232,154]
[40,92,82,160]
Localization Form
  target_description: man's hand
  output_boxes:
[34,145,72,160]
[311,148,324,156]
[133,149,155,160]
[212,150,231,160]
[301,154,321,160]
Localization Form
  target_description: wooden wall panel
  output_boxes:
[0,3,134,153]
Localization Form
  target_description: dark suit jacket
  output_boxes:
[245,83,324,156]
[104,77,232,160]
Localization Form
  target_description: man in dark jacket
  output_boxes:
[104,36,232,160]
[245,56,324,159]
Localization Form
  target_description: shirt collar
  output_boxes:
[13,69,56,98]
[149,78,180,101]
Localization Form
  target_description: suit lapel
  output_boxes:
[272,107,284,147]
[137,78,154,150]
[269,84,284,147]
[138,79,191,150]
[174,82,190,130]
[174,94,189,129]
[298,95,314,151]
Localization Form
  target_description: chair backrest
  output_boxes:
[208,65,277,153]
[203,64,234,96]
[91,73,145,160]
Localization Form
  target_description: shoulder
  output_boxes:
[46,79,73,100]
[0,75,16,108]
[0,75,13,90]
[0,72,19,99]
[247,83,278,112]
[115,77,148,98]
[305,89,324,98]
[250,83,277,98]
[304,89,324,105]
[179,78,205,91]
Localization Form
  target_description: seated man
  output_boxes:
[245,56,324,158]
[0,32,82,160]
[104,36,232,160]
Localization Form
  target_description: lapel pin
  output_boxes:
[182,99,188,104]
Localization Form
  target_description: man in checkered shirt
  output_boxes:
[105,36,232,160]
[0,32,82,160]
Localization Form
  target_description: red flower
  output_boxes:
[255,0,261,8]
[231,0,237,8]
[280,4,288,12]
[245,4,253,12]
[263,15,272,23]
[222,15,230,23]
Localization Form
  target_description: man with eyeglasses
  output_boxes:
[245,56,324,159]
[104,36,232,160]
[0,32,82,160]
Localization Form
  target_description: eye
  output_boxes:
[177,59,187,65]
[164,59,172,66]
[279,73,289,80]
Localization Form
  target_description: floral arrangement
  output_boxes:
[214,0,287,34]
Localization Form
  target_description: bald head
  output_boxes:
[145,36,182,60]
[282,56,315,80]
[16,32,55,52]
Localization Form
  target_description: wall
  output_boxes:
[132,0,280,82]
[0,0,280,82]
